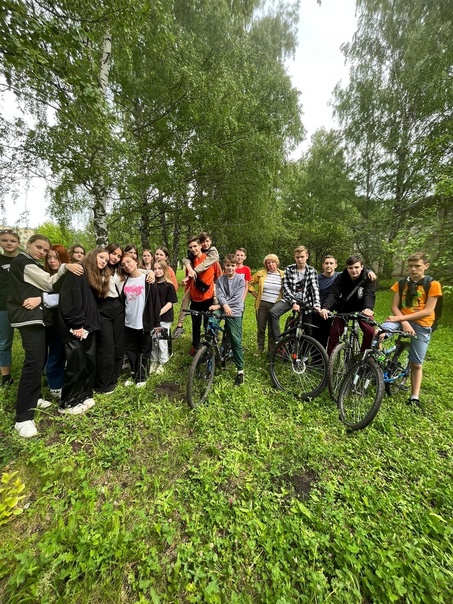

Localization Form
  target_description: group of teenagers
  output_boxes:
[0,227,442,439]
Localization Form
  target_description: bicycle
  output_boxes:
[337,319,413,430]
[184,309,232,409]
[268,307,328,401]
[327,312,364,401]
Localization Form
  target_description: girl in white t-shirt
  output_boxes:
[120,254,161,386]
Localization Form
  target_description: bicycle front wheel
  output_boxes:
[269,334,328,400]
[187,345,216,409]
[384,341,411,396]
[338,359,384,430]
[328,336,361,402]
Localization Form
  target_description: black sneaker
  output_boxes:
[1,376,13,386]
[407,397,423,412]
[234,372,244,386]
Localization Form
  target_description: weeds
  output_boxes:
[0,291,452,603]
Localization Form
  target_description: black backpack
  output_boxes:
[398,275,442,332]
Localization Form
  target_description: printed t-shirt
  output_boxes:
[391,279,442,328]
[236,265,252,281]
[123,274,146,329]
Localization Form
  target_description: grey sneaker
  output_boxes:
[172,326,185,339]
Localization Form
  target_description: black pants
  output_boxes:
[125,327,151,382]
[16,325,47,422]
[311,313,332,350]
[61,332,97,409]
[190,298,213,349]
[95,298,124,393]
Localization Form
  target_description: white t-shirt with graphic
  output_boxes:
[123,275,146,329]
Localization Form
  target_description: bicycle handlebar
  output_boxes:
[183,309,229,321]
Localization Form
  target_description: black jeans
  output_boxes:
[190,298,213,349]
[95,298,124,393]
[16,325,47,422]
[125,327,151,382]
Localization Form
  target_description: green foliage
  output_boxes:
[0,472,25,526]
[1,290,452,602]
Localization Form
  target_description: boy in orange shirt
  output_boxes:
[382,252,442,407]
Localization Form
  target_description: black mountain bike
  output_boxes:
[337,319,413,430]
[268,308,328,401]
[327,312,364,401]
[184,310,232,409]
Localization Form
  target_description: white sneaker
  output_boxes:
[49,389,62,400]
[155,365,165,375]
[136,381,147,388]
[15,420,38,438]
[37,398,52,409]
[149,363,158,374]
[125,379,135,386]
[82,398,95,410]
[58,403,87,415]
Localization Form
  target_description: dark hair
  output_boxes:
[235,247,247,255]
[407,251,429,263]
[105,242,123,274]
[83,248,110,298]
[188,236,200,245]
[69,243,85,257]
[346,254,364,266]
[154,246,170,260]
[124,244,138,256]
[44,244,70,274]
[198,232,211,243]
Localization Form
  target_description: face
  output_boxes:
[294,251,308,269]
[0,233,20,254]
[408,260,429,281]
[224,262,237,277]
[97,252,109,269]
[27,239,50,261]
[142,250,152,264]
[346,262,363,280]
[266,259,278,272]
[72,247,85,261]
[109,248,122,265]
[235,250,246,265]
[47,250,61,272]
[154,264,164,278]
[201,237,212,251]
[188,241,201,257]
[121,256,138,273]
[322,257,337,276]
[127,248,138,259]
[154,248,167,262]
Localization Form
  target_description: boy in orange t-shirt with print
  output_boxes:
[381,252,442,408]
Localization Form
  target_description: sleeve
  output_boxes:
[428,281,442,297]
[23,263,67,292]
[282,267,295,304]
[322,274,342,310]
[168,282,178,304]
[363,278,376,310]
[248,271,260,294]
[193,247,220,273]
[59,273,85,329]
[168,267,179,291]
[308,268,321,308]
[150,283,161,328]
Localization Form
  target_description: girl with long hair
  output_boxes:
[154,246,178,291]
[58,248,109,414]
[68,244,86,264]
[7,234,83,437]
[141,249,153,271]
[150,260,177,375]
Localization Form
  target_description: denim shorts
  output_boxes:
[381,320,431,365]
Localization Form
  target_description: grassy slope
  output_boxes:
[0,289,452,604]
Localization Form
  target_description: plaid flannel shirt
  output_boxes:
[282,263,321,309]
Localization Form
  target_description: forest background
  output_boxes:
[0,0,452,279]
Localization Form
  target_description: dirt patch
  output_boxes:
[282,469,318,501]
[155,382,186,402]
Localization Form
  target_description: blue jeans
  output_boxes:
[0,310,14,368]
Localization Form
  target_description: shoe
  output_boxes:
[1,376,13,386]
[173,326,185,339]
[189,347,197,357]
[125,379,135,386]
[407,397,423,411]
[148,363,158,374]
[136,381,147,388]
[49,388,62,400]
[82,398,95,409]
[58,403,87,415]
[234,372,244,386]
[15,420,38,438]
[155,365,165,375]
[37,398,52,409]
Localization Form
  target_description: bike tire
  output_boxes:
[338,359,385,430]
[269,334,328,400]
[384,341,411,397]
[187,345,216,409]
[328,334,361,402]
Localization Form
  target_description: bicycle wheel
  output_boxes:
[328,335,361,401]
[338,359,384,430]
[384,341,411,396]
[187,345,215,409]
[269,334,328,400]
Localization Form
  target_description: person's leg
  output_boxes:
[0,310,14,383]
[62,338,86,408]
[81,333,97,401]
[326,317,345,356]
[226,316,244,371]
[158,321,171,365]
[16,325,47,422]
[125,326,139,380]
[359,319,376,351]
[136,332,151,383]
[95,303,116,392]
[45,323,66,390]
[256,302,271,353]
[311,312,331,350]
[112,299,125,385]
[269,300,292,341]
[190,299,213,349]
[408,323,431,400]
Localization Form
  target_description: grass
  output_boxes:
[0,290,452,603]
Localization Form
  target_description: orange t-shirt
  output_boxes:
[391,279,442,328]
[188,253,215,302]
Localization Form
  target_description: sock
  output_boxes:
[410,395,419,400]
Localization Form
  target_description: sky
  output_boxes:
[2,0,358,228]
